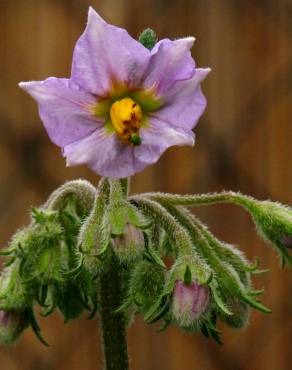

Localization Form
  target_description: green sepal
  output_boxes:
[87,301,98,320]
[183,265,192,285]
[37,285,49,307]
[248,288,265,297]
[240,294,271,313]
[0,248,15,256]
[109,201,151,237]
[115,296,133,314]
[27,308,49,347]
[63,257,84,277]
[245,257,260,272]
[40,301,57,317]
[157,316,172,332]
[209,327,223,345]
[144,295,169,323]
[143,234,166,268]
[57,282,87,322]
[210,285,233,316]
[108,202,128,236]
[200,314,223,345]
[201,323,209,338]
[251,268,270,275]
[3,257,17,268]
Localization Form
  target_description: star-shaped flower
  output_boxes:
[19,7,210,178]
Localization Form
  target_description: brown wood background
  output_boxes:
[0,1,291,369]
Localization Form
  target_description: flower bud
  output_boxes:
[0,310,28,344]
[0,263,30,310]
[219,297,250,329]
[112,223,144,262]
[139,28,157,50]
[129,260,165,314]
[171,280,210,329]
[247,200,292,265]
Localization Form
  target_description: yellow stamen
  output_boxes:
[110,97,143,146]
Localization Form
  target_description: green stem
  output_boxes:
[131,196,195,256]
[99,250,129,370]
[45,179,95,213]
[120,178,130,197]
[140,191,253,209]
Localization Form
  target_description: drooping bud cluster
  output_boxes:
[0,178,291,346]
[0,180,98,343]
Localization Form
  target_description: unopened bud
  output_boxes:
[112,223,144,262]
[129,260,165,314]
[220,297,250,329]
[139,28,157,50]
[247,200,292,265]
[0,310,28,344]
[171,280,210,329]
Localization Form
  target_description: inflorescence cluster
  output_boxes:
[1,178,291,345]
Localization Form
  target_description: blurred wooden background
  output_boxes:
[0,0,291,369]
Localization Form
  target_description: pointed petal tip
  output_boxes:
[175,36,196,49]
[88,6,96,17]
[18,81,38,94]
[87,6,104,24]
[194,67,212,82]
[18,81,27,90]
[197,67,212,75]
[17,80,45,97]
[185,36,196,45]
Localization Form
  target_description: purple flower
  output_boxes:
[19,7,210,178]
[172,280,210,328]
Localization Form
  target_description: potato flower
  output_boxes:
[19,7,210,178]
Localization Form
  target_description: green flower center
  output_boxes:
[90,81,163,146]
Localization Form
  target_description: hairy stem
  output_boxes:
[140,191,253,209]
[131,196,195,256]
[99,250,129,370]
[120,178,130,197]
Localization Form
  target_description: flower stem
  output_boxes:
[140,191,253,209]
[99,250,129,370]
[120,178,130,197]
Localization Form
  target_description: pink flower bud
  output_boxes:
[112,223,144,261]
[0,310,28,344]
[172,280,210,328]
